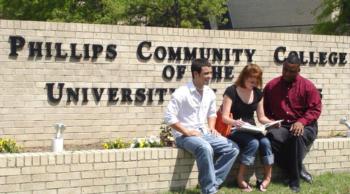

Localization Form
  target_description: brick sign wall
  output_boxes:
[0,139,350,193]
[0,20,349,148]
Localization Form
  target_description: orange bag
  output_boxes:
[215,105,233,137]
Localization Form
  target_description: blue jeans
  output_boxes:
[176,133,239,194]
[230,131,274,166]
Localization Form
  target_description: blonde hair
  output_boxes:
[235,64,263,89]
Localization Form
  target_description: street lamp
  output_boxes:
[174,0,179,27]
[340,117,350,137]
[52,123,65,152]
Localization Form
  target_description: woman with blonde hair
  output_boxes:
[222,64,276,192]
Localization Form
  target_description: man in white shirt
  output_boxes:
[164,59,239,194]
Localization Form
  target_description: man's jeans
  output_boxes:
[175,133,239,194]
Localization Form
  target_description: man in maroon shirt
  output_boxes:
[263,52,322,193]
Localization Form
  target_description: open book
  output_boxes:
[233,120,283,134]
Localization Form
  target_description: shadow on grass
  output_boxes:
[166,173,350,194]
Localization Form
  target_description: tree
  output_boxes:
[0,0,127,24]
[125,0,228,28]
[0,0,64,21]
[0,0,228,29]
[313,0,350,35]
[50,0,128,24]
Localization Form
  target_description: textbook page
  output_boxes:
[264,120,283,128]
[232,122,264,134]
[233,120,283,134]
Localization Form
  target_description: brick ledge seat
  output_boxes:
[0,138,349,194]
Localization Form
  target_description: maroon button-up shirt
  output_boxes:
[263,75,322,126]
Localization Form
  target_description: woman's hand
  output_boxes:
[233,119,245,128]
[268,120,281,128]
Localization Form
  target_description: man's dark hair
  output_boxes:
[285,52,301,66]
[191,58,211,78]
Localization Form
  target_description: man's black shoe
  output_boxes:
[289,185,300,193]
[300,166,313,183]
[283,178,290,185]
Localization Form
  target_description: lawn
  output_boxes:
[166,172,350,194]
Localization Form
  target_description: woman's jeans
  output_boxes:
[176,133,239,194]
[230,131,274,166]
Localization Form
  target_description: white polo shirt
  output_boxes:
[164,81,217,138]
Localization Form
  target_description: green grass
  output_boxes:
[165,172,350,194]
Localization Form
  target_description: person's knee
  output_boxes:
[233,144,240,156]
[291,135,304,143]
[260,138,272,149]
[247,139,259,152]
[195,143,214,157]
[229,142,240,157]
[218,139,240,158]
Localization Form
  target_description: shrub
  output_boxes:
[103,123,175,149]
[0,138,22,153]
[103,138,130,149]
[330,130,346,137]
[160,124,175,147]
[130,136,162,148]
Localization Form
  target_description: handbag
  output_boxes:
[215,105,233,137]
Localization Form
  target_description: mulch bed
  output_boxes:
[22,142,103,153]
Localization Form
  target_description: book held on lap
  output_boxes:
[233,120,283,134]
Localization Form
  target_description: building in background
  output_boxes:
[225,0,322,33]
